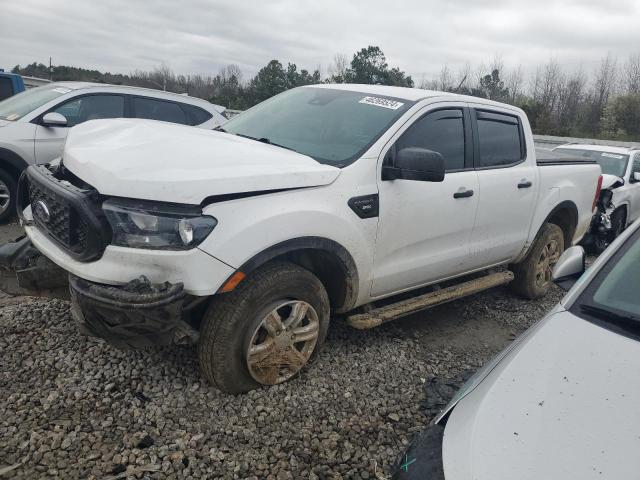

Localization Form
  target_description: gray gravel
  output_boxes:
[0,282,565,479]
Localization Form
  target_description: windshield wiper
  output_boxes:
[233,133,298,153]
[213,125,227,133]
[580,304,640,327]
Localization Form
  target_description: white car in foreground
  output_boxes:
[0,82,226,221]
[394,216,640,480]
[554,144,640,252]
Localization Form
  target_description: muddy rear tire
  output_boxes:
[510,223,564,300]
[198,261,330,393]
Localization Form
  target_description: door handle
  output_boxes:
[453,189,474,199]
[518,180,533,189]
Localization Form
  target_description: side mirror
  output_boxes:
[41,112,68,127]
[382,147,445,182]
[553,246,586,291]
[632,172,640,183]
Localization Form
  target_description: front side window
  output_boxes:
[573,226,640,335]
[132,97,187,125]
[222,87,413,166]
[52,94,125,127]
[476,111,523,168]
[554,148,630,178]
[395,109,465,171]
[0,84,69,121]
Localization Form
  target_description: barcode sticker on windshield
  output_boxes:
[53,88,71,94]
[359,96,404,110]
[602,153,624,159]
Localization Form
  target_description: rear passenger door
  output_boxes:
[467,107,537,269]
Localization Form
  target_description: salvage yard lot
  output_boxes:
[0,221,565,479]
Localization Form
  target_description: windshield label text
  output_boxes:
[359,96,404,110]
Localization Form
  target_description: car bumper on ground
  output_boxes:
[69,274,193,349]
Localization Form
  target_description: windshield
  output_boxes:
[222,87,413,166]
[554,148,629,177]
[0,84,71,121]
[574,226,640,334]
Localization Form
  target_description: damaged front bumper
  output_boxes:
[69,275,196,349]
[0,237,202,349]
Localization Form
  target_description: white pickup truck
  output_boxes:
[2,84,602,393]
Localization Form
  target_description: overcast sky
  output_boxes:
[1,0,639,83]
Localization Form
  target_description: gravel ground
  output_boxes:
[0,273,566,479]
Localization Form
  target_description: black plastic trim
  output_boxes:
[234,236,359,312]
[18,165,111,262]
[348,194,379,218]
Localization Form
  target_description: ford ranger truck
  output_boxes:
[2,84,602,393]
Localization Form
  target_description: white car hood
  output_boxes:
[62,119,340,204]
[443,310,640,480]
[0,119,10,127]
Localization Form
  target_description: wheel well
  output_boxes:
[235,237,359,314]
[272,249,354,313]
[0,161,22,182]
[546,202,578,247]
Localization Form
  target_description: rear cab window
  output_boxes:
[474,110,525,168]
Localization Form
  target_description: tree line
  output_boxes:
[12,46,640,140]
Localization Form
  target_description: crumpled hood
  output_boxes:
[63,119,340,204]
[601,173,624,190]
[443,311,640,480]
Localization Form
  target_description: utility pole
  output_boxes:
[49,57,53,81]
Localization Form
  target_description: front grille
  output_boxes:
[19,165,110,262]
[29,181,89,254]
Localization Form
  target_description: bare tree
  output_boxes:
[328,53,349,82]
[437,64,454,91]
[623,53,640,94]
[506,64,524,103]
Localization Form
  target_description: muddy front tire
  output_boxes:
[198,261,330,393]
[510,223,565,300]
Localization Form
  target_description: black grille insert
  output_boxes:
[18,166,111,262]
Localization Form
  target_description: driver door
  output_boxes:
[371,105,479,297]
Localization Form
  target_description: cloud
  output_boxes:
[1,0,639,83]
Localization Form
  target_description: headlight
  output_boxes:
[103,199,217,250]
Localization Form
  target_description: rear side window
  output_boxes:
[0,77,14,101]
[132,97,187,125]
[180,103,213,126]
[476,111,523,168]
[396,109,465,171]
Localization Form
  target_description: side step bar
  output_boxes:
[347,271,514,329]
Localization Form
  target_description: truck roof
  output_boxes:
[309,83,521,111]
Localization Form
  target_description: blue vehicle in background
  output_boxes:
[0,70,50,101]
[0,71,25,101]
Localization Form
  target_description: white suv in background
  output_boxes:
[0,82,226,221]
